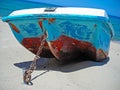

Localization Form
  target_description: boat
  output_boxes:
[2,7,114,62]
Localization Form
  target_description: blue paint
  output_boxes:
[19,23,39,36]
[8,19,44,42]
[59,22,92,40]
[42,19,61,41]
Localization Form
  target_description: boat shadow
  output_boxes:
[14,58,109,82]
[14,57,109,72]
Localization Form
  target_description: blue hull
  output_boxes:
[2,7,114,61]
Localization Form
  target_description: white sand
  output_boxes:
[0,19,120,90]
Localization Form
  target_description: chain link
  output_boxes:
[23,31,47,85]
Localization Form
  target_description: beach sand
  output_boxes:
[0,19,120,90]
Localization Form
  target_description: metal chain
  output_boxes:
[23,31,47,85]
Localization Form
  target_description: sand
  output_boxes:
[0,19,120,90]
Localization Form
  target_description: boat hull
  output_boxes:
[2,7,113,62]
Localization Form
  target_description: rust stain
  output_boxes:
[9,23,20,33]
[21,34,108,62]
[21,37,54,58]
[49,35,98,61]
[48,18,56,23]
[22,38,48,54]
[38,21,43,30]
[51,39,63,51]
[97,49,107,61]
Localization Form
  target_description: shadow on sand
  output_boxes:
[14,58,109,82]
[14,57,109,72]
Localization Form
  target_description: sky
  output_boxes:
[27,0,120,17]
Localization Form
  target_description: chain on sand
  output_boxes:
[23,32,47,85]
